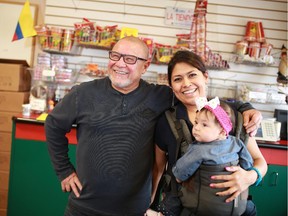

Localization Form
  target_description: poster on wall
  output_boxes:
[0,2,36,66]
[165,7,194,27]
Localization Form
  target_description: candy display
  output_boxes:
[79,63,107,77]
[35,25,75,53]
[193,0,207,60]
[74,18,118,48]
[153,43,180,64]
[185,0,229,69]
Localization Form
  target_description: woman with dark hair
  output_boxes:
[147,50,267,216]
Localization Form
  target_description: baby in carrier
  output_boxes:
[172,97,254,216]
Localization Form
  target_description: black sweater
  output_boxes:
[45,77,172,215]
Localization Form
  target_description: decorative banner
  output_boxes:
[12,0,36,42]
[165,7,194,27]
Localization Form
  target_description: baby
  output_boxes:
[172,97,254,216]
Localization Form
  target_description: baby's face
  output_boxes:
[192,111,225,142]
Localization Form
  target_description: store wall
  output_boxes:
[39,0,288,117]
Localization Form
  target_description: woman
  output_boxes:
[148,50,267,216]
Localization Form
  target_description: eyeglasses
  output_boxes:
[109,51,147,65]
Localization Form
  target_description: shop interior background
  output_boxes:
[0,0,287,118]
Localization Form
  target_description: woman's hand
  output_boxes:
[210,166,257,203]
[61,172,83,197]
[242,109,263,137]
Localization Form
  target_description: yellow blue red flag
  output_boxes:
[12,0,37,42]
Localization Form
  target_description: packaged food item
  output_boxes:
[35,25,50,49]
[176,34,191,48]
[256,22,265,43]
[259,43,273,59]
[140,37,154,60]
[244,21,257,42]
[154,43,176,64]
[74,18,95,43]
[61,29,75,52]
[248,42,261,58]
[97,25,118,47]
[235,41,248,56]
[50,27,63,51]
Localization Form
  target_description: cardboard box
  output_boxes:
[0,189,8,209]
[0,112,18,132]
[0,152,10,172]
[0,59,31,92]
[0,132,12,152]
[0,91,30,112]
[0,171,9,190]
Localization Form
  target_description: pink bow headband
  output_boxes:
[195,97,232,135]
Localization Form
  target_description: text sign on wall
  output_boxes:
[165,7,194,27]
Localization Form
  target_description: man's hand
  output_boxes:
[242,109,263,137]
[61,172,82,197]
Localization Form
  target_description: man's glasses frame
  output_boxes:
[109,51,147,65]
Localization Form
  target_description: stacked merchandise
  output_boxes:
[154,0,229,69]
[189,0,207,60]
[189,0,229,69]
[74,18,119,48]
[234,21,274,65]
[0,59,31,215]
[35,25,75,53]
[30,53,77,113]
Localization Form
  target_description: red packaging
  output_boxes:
[244,21,257,42]
[256,22,265,43]
[248,42,260,58]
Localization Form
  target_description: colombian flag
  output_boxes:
[12,0,37,42]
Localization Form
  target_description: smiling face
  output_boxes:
[107,36,150,94]
[171,62,208,109]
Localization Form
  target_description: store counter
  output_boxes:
[249,139,287,216]
[7,116,77,216]
[7,116,288,216]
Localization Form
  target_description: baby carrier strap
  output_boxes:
[235,111,250,146]
[165,107,192,155]
[165,107,192,196]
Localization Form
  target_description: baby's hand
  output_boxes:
[145,209,162,216]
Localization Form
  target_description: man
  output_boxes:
[45,36,262,216]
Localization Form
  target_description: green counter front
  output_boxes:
[7,117,288,216]
[7,117,77,216]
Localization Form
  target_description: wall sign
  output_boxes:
[165,7,194,27]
